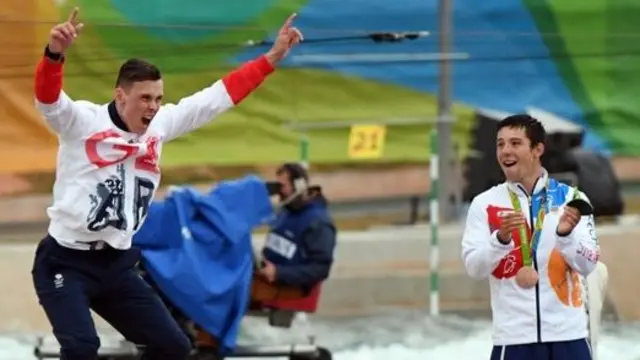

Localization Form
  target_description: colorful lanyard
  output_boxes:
[508,181,582,266]
[507,182,549,267]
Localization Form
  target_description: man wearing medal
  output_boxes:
[461,114,601,360]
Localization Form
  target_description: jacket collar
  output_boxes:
[108,101,130,132]
[506,168,549,198]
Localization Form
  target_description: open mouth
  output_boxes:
[502,160,517,168]
[142,117,152,126]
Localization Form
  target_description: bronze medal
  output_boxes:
[515,267,539,289]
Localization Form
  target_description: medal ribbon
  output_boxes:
[507,182,549,267]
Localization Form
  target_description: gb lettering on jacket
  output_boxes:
[83,129,161,233]
[85,129,160,173]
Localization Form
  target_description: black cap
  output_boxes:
[566,198,594,216]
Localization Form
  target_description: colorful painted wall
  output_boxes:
[0,1,59,173]
[1,0,638,173]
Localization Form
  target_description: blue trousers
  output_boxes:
[491,339,592,360]
[32,235,191,360]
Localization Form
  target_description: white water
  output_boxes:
[2,313,639,359]
[334,328,640,360]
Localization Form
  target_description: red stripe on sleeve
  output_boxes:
[34,56,64,104]
[222,55,275,105]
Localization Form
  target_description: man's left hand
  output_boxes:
[258,259,277,283]
[265,13,304,66]
[557,206,581,236]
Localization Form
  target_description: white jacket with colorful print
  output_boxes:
[461,170,600,346]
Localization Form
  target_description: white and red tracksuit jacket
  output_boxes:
[34,52,274,250]
[461,171,601,346]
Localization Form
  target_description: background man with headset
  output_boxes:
[257,163,337,293]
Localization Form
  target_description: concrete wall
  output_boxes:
[0,222,636,335]
[316,223,638,320]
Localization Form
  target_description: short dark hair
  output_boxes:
[276,163,309,182]
[497,114,546,147]
[115,58,162,87]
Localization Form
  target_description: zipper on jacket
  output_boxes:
[518,182,543,343]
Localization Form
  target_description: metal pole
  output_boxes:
[299,135,309,169]
[437,0,454,223]
[429,129,440,317]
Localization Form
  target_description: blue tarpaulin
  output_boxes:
[133,175,274,353]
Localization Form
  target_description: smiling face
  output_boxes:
[496,125,544,183]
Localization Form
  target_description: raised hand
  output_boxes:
[265,13,304,65]
[556,206,581,236]
[48,7,84,54]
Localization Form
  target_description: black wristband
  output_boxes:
[44,45,64,62]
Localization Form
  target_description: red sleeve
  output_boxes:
[222,55,275,105]
[34,56,64,104]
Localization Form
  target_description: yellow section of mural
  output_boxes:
[0,1,61,174]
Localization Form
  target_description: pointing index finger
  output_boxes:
[280,13,297,32]
[68,7,79,24]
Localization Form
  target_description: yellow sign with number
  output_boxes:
[348,124,387,159]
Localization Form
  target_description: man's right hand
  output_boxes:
[497,211,526,244]
[265,13,304,66]
[48,7,84,54]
